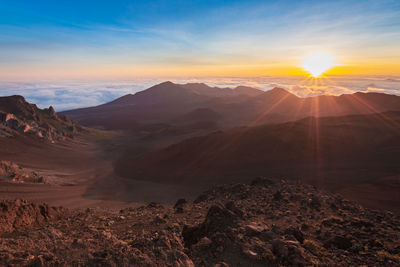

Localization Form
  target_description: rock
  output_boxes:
[174,198,187,208]
[214,262,229,267]
[203,204,239,233]
[174,198,188,213]
[285,227,305,244]
[197,237,212,247]
[182,204,240,248]
[147,202,164,209]
[0,161,45,183]
[242,248,259,260]
[272,239,309,266]
[321,216,344,227]
[245,224,266,236]
[152,216,167,225]
[350,218,374,228]
[0,200,63,235]
[309,195,322,210]
[47,106,58,119]
[0,179,397,266]
[27,255,45,267]
[0,96,79,141]
[71,238,86,249]
[323,235,352,250]
[224,201,243,217]
[0,112,16,122]
[167,251,194,267]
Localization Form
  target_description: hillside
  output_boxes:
[115,111,400,211]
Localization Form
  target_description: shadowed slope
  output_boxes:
[116,111,400,191]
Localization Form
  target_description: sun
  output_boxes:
[302,52,336,77]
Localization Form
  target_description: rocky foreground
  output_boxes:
[0,178,399,266]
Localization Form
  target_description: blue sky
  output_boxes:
[0,1,400,110]
[1,0,400,79]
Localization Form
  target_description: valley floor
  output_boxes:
[0,129,399,214]
[0,131,208,209]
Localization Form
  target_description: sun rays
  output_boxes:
[302,52,337,78]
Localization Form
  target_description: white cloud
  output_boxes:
[0,75,399,111]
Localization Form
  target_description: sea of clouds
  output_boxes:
[0,75,399,111]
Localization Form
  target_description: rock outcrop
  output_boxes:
[0,161,45,183]
[0,199,63,234]
[0,95,82,142]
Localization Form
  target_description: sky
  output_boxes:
[0,0,400,110]
[1,0,400,79]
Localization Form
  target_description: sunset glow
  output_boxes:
[0,1,399,79]
[302,53,336,77]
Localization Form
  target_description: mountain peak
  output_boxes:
[158,81,175,86]
[267,87,291,95]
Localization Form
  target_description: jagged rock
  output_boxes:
[182,204,240,248]
[0,96,80,141]
[47,106,58,119]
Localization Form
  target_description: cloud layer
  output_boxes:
[0,75,399,111]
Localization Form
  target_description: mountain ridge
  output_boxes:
[61,81,400,130]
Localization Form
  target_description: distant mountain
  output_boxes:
[238,88,400,125]
[115,111,400,190]
[62,81,400,131]
[0,95,80,141]
[60,82,264,129]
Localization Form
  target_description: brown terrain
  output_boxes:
[1,82,400,266]
[0,179,400,266]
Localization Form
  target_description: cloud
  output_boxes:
[0,75,399,111]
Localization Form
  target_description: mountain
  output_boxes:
[239,89,400,125]
[0,95,81,141]
[115,111,400,204]
[60,82,264,129]
[61,81,400,131]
